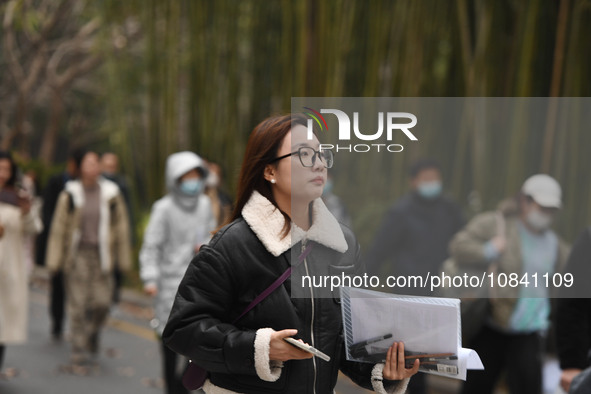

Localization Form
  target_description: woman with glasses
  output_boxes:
[163,114,418,393]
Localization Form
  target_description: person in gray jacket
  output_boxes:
[140,151,216,394]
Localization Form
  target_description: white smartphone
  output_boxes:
[283,337,331,362]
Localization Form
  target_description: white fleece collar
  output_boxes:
[64,177,120,207]
[241,191,348,257]
[64,177,121,272]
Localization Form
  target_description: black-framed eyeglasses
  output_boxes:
[271,147,334,168]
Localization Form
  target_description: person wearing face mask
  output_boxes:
[366,159,464,291]
[140,151,216,394]
[450,174,570,394]
[365,159,463,394]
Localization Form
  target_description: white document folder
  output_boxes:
[341,287,484,380]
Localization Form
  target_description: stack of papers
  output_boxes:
[341,287,484,380]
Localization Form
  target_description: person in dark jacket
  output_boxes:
[366,159,464,290]
[163,114,418,394]
[365,159,463,394]
[37,148,86,340]
[100,152,134,304]
[556,226,591,393]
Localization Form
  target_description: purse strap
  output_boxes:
[232,242,314,324]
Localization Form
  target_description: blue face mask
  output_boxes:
[417,181,442,199]
[179,179,203,196]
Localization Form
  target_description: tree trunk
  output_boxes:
[541,0,570,172]
[39,88,64,165]
[0,94,27,151]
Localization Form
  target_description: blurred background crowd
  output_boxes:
[1,1,591,394]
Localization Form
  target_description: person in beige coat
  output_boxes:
[46,151,131,365]
[450,174,570,394]
[0,151,42,374]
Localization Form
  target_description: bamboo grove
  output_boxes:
[1,0,590,245]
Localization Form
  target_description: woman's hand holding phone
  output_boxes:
[269,329,313,362]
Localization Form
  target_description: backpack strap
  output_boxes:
[66,191,75,213]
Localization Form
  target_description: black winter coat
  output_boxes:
[366,192,464,289]
[556,227,591,370]
[163,193,406,393]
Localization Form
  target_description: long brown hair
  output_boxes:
[229,113,308,236]
[0,151,17,187]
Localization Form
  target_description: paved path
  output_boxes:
[0,271,462,393]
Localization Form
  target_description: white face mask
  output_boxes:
[526,208,553,231]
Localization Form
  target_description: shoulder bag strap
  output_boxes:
[232,242,314,324]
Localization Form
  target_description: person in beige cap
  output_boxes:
[450,174,570,394]
[521,174,562,228]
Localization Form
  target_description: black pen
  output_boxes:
[350,334,393,358]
